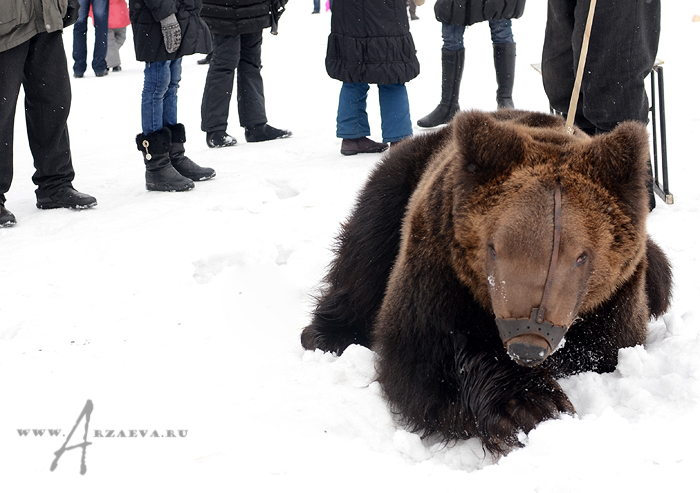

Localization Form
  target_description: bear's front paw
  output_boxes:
[484,380,575,454]
[300,325,363,355]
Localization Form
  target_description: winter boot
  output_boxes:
[494,42,516,109]
[244,123,292,143]
[340,137,388,156]
[417,49,465,128]
[166,124,216,181]
[136,127,194,192]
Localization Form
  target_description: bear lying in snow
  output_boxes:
[301,110,673,454]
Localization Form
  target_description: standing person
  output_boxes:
[417,0,525,128]
[327,0,420,155]
[199,0,292,148]
[542,0,659,136]
[541,0,660,210]
[0,0,97,227]
[129,0,216,192]
[105,0,130,71]
[73,0,110,77]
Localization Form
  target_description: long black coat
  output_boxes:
[200,0,273,36]
[129,0,212,62]
[435,0,526,26]
[326,0,419,85]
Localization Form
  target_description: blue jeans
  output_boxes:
[72,0,109,75]
[141,59,182,135]
[442,19,514,51]
[336,82,412,143]
[313,0,320,12]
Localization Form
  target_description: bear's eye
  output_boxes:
[576,253,588,267]
[488,245,497,260]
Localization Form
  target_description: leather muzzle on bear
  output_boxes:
[496,308,568,366]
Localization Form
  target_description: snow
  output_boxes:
[1,1,699,491]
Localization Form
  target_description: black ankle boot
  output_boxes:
[136,128,194,192]
[244,123,292,143]
[417,49,465,128]
[166,124,216,181]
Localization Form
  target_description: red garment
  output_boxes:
[89,0,130,29]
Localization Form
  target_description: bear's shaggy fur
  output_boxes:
[301,110,673,454]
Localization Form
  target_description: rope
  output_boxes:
[566,0,598,135]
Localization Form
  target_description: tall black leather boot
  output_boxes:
[494,42,516,109]
[136,127,194,192]
[166,124,216,181]
[417,49,465,128]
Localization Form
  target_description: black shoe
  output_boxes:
[206,131,237,148]
[146,167,195,192]
[340,137,388,156]
[36,187,97,210]
[112,65,122,72]
[244,124,292,143]
[197,53,212,65]
[74,73,84,78]
[0,204,16,227]
[95,70,109,77]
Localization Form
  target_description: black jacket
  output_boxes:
[326,0,419,85]
[200,0,284,37]
[435,0,526,27]
[129,0,212,62]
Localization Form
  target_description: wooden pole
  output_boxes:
[566,0,598,135]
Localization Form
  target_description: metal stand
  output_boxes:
[649,62,674,204]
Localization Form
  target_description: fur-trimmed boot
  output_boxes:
[417,49,465,128]
[136,127,194,192]
[494,42,516,109]
[166,124,216,181]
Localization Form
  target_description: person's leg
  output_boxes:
[72,0,91,76]
[141,61,171,134]
[416,23,465,128]
[541,0,576,115]
[201,33,241,133]
[24,32,76,198]
[163,58,182,128]
[106,28,127,69]
[237,31,266,128]
[378,84,412,143]
[0,39,28,207]
[580,0,660,130]
[490,19,516,109]
[336,82,370,139]
[91,0,109,74]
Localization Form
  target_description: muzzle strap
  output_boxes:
[536,181,562,324]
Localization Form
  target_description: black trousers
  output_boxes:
[541,0,660,133]
[201,31,267,133]
[0,31,76,204]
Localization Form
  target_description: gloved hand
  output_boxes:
[160,13,181,54]
[63,0,80,27]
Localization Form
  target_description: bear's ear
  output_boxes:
[578,121,650,211]
[451,111,527,185]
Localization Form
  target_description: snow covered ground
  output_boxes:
[1,1,699,491]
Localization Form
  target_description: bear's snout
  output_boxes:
[496,308,568,366]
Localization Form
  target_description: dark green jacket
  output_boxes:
[0,0,70,53]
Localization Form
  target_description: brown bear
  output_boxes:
[301,109,673,454]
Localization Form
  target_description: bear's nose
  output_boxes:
[504,334,551,366]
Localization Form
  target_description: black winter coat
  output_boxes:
[326,0,419,85]
[435,0,526,27]
[129,0,212,62]
[200,0,280,37]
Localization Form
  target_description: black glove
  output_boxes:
[160,14,182,53]
[63,0,80,27]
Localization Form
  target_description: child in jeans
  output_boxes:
[128,0,215,191]
[326,0,420,155]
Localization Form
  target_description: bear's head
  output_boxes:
[447,111,651,366]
